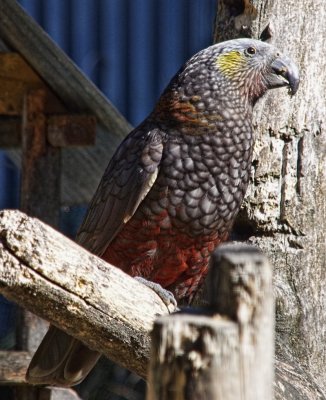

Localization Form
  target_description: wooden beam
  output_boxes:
[0,53,65,116]
[0,0,132,138]
[0,117,21,147]
[47,115,96,147]
[19,89,59,377]
[20,89,61,227]
[0,115,96,148]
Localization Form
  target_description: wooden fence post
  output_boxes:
[147,243,274,400]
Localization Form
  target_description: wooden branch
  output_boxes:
[0,209,169,380]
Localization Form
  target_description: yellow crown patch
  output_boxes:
[216,50,246,78]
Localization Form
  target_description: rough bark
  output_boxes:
[148,245,274,400]
[214,0,326,393]
[0,209,169,380]
[208,244,274,399]
[148,315,240,400]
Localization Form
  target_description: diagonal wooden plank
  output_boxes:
[0,0,131,138]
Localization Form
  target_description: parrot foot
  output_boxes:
[134,277,178,313]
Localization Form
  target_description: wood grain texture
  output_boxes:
[148,315,241,400]
[0,209,169,380]
[148,245,274,400]
[209,244,274,400]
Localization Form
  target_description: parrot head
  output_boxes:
[153,38,299,126]
[214,38,299,102]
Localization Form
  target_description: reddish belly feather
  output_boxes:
[102,209,223,301]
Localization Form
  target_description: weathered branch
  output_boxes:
[0,209,169,380]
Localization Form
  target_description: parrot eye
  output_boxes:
[245,46,257,56]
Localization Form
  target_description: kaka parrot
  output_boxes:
[26,38,299,387]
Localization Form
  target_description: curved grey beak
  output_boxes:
[270,56,300,95]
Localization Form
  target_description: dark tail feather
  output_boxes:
[26,325,101,387]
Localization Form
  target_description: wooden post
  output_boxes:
[147,315,241,400]
[209,244,274,400]
[147,244,274,400]
[21,88,61,227]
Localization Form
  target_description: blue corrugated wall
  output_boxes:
[0,0,216,353]
[19,0,216,125]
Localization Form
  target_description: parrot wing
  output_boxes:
[76,127,164,256]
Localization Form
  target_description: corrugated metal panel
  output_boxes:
[0,153,19,209]
[18,0,216,126]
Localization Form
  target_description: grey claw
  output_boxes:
[134,277,178,313]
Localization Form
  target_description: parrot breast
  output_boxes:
[102,118,253,302]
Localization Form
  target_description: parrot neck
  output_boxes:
[151,86,252,136]
[225,70,267,108]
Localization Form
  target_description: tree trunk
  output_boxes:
[214,0,326,391]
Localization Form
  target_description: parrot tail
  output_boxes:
[26,325,101,387]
